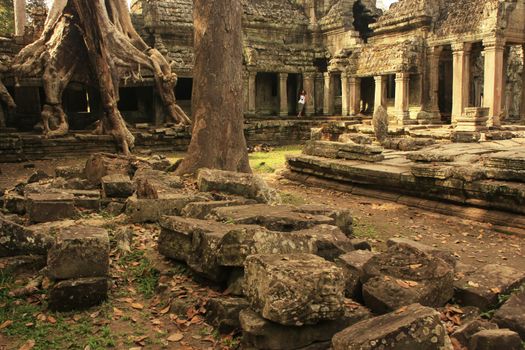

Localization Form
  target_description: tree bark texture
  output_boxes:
[176,0,251,175]
[12,0,190,155]
[0,63,16,128]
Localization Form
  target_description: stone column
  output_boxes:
[341,73,349,116]
[14,0,26,37]
[323,72,334,116]
[243,72,249,114]
[394,72,410,124]
[348,76,361,116]
[303,73,315,116]
[452,42,472,124]
[248,71,257,115]
[374,75,387,111]
[427,46,443,119]
[279,73,288,117]
[521,44,525,123]
[483,38,505,127]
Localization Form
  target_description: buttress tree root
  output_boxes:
[0,63,16,128]
[12,0,191,155]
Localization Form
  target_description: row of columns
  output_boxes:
[428,38,517,127]
[245,71,316,117]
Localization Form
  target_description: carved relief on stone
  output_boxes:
[505,46,523,119]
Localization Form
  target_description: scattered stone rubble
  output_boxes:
[1,151,524,349]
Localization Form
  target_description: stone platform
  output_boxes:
[0,118,348,162]
[285,139,525,228]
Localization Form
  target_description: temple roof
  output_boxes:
[348,38,424,76]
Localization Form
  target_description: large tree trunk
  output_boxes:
[12,0,190,155]
[176,0,251,175]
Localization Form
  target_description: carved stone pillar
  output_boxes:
[14,0,26,37]
[279,73,288,117]
[348,76,361,116]
[374,75,387,111]
[395,72,410,124]
[341,73,349,116]
[248,71,257,115]
[452,42,472,124]
[521,44,525,123]
[323,72,334,115]
[483,38,505,127]
[242,72,249,114]
[303,73,315,116]
[427,46,443,120]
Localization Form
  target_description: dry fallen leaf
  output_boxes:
[0,320,13,330]
[113,307,124,317]
[19,339,36,350]
[490,287,501,294]
[467,281,480,288]
[159,305,171,315]
[396,280,410,289]
[167,332,184,342]
[132,303,144,310]
[47,316,57,324]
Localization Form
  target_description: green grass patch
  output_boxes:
[119,250,160,299]
[352,219,378,239]
[0,271,116,350]
[279,191,307,206]
[249,145,303,174]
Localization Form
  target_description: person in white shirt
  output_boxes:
[297,90,306,117]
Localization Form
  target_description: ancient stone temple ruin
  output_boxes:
[1,0,524,135]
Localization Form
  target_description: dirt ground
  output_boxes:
[0,152,524,349]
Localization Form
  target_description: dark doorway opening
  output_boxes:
[360,77,375,115]
[175,78,193,115]
[256,72,279,116]
[438,46,453,124]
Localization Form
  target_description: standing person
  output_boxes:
[297,90,306,117]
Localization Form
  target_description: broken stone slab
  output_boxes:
[197,168,280,204]
[158,216,237,282]
[133,168,183,199]
[26,192,77,223]
[336,250,379,300]
[295,204,354,236]
[244,254,345,326]
[125,193,210,223]
[0,214,53,257]
[350,238,371,251]
[240,303,372,350]
[451,319,499,349]
[338,133,372,145]
[84,152,146,185]
[4,191,26,215]
[303,141,384,162]
[361,244,454,314]
[453,264,525,311]
[493,290,525,339]
[48,277,108,312]
[332,303,452,350]
[0,255,46,275]
[469,329,522,350]
[484,150,525,171]
[27,170,51,183]
[47,225,110,280]
[407,151,456,163]
[411,164,453,179]
[293,225,354,261]
[55,165,84,179]
[387,237,457,268]
[101,174,134,198]
[205,297,250,334]
[181,199,257,219]
[211,204,334,232]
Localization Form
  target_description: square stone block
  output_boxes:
[48,277,108,311]
[26,193,77,223]
[47,225,109,280]
[101,174,134,198]
[244,253,345,326]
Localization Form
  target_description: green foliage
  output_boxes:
[249,145,303,174]
[352,218,378,239]
[119,250,159,299]
[0,0,14,36]
[279,191,306,206]
[0,271,116,350]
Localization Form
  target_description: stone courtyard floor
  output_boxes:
[0,145,524,349]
